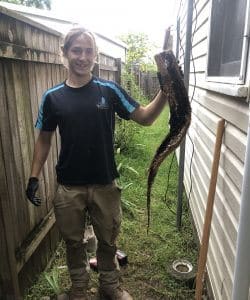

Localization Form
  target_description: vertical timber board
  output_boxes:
[31,27,39,52]
[92,63,100,77]
[12,61,34,185]
[11,61,36,239]
[0,206,10,299]
[0,195,21,299]
[27,62,39,133]
[37,27,44,51]
[15,19,25,48]
[24,23,32,50]
[0,59,21,299]
[115,58,121,85]
[0,60,19,244]
[44,29,50,53]
[1,59,28,246]
[0,14,8,42]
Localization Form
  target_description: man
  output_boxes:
[26,27,168,300]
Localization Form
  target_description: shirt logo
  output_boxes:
[97,96,109,109]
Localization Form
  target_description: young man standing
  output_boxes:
[26,27,168,300]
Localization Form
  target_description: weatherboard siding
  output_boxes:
[178,0,249,299]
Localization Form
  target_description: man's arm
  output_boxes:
[30,131,54,177]
[26,131,54,206]
[130,90,168,126]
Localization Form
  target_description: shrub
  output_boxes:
[114,71,148,152]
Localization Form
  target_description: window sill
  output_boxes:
[199,81,248,99]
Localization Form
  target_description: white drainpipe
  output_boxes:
[232,102,250,299]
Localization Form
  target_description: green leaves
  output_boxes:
[44,268,61,294]
[119,32,157,73]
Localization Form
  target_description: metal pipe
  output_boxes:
[176,0,193,229]
[175,18,180,60]
[232,102,250,299]
[239,0,250,83]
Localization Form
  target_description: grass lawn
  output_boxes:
[24,106,198,300]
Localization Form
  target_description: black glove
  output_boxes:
[26,177,41,206]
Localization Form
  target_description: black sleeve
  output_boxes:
[35,93,57,131]
[112,82,140,120]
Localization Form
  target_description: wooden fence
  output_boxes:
[132,70,159,99]
[140,71,159,99]
[0,6,122,299]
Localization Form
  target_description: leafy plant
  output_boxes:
[44,268,61,294]
[116,159,141,218]
[115,33,157,153]
[119,32,157,72]
[114,116,137,152]
[114,69,150,153]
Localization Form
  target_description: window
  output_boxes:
[207,0,249,84]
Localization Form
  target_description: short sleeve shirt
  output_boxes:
[35,76,139,185]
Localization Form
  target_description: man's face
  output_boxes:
[65,33,96,77]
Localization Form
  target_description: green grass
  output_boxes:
[24,107,198,300]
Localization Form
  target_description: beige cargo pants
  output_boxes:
[53,182,122,295]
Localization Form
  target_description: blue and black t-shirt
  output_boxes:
[36,76,139,185]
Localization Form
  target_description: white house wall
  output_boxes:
[178,0,249,299]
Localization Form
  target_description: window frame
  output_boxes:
[206,0,250,85]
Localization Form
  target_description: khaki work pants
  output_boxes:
[53,182,122,294]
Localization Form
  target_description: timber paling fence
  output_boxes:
[0,6,121,299]
[133,70,159,100]
[140,71,159,99]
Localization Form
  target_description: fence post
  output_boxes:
[92,62,100,77]
[115,58,121,85]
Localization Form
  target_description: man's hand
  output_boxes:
[26,177,41,206]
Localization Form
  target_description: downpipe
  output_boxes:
[176,0,193,229]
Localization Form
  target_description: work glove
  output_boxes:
[26,177,41,206]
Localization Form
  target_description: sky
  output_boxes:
[51,0,178,49]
